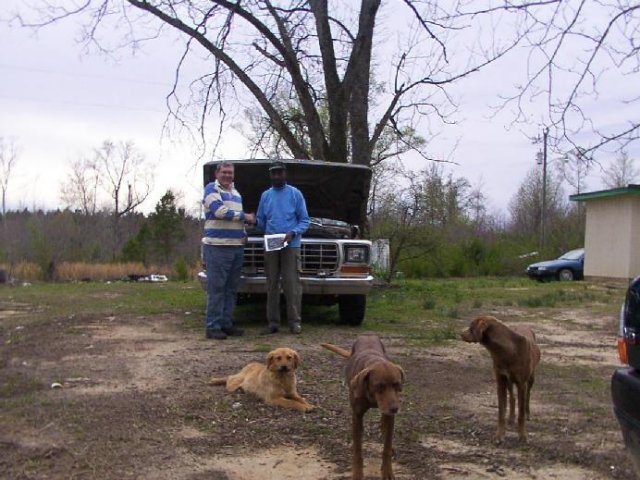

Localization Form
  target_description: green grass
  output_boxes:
[364,277,622,346]
[0,281,205,318]
[0,276,624,349]
[253,343,274,352]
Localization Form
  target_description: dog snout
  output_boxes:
[278,365,289,373]
[382,404,399,416]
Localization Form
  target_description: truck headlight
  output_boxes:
[345,246,368,263]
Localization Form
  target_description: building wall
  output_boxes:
[584,196,640,279]
[631,198,640,278]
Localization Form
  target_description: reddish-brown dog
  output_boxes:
[209,347,314,413]
[461,315,541,444]
[322,335,404,480]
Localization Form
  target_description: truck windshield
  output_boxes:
[625,278,640,329]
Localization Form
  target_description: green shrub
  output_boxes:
[422,298,436,310]
[173,257,190,282]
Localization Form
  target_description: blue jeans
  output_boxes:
[204,244,244,332]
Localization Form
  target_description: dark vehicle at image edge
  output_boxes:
[525,248,585,281]
[612,276,640,478]
[198,159,374,325]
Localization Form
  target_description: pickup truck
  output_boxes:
[612,275,640,477]
[198,159,374,325]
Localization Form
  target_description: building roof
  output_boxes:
[570,184,640,202]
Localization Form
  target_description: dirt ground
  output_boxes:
[0,289,635,479]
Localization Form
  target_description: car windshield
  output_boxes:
[559,249,584,260]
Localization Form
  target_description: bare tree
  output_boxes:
[557,148,591,195]
[60,155,101,215]
[509,165,566,241]
[0,136,19,218]
[456,1,640,158]
[16,2,528,169]
[370,168,434,281]
[467,179,488,230]
[96,140,152,217]
[602,150,639,189]
[94,140,153,255]
[19,2,640,166]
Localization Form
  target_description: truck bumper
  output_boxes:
[198,272,373,296]
[612,367,640,476]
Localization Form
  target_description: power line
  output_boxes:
[0,63,170,87]
[0,94,166,113]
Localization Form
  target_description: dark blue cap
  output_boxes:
[269,160,286,171]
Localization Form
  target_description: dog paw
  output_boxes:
[304,404,316,413]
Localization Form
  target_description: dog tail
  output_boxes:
[208,376,228,386]
[320,343,351,358]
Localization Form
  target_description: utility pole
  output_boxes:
[539,127,549,252]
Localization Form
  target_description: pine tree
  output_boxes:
[149,191,186,263]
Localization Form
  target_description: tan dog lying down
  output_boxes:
[461,315,541,444]
[209,347,314,413]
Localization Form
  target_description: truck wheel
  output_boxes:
[338,295,366,326]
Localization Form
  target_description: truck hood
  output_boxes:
[203,159,371,225]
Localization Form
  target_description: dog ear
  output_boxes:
[393,363,406,383]
[350,367,373,400]
[472,317,490,342]
[292,351,300,369]
[266,351,276,368]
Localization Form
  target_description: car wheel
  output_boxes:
[558,269,574,281]
[338,295,366,326]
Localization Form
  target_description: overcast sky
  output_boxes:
[1,1,635,218]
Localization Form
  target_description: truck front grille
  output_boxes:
[242,242,339,274]
[243,242,266,272]
[301,243,339,273]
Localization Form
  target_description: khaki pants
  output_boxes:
[264,248,302,327]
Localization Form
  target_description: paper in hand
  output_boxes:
[264,233,288,252]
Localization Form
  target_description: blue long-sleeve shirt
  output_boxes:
[256,184,310,248]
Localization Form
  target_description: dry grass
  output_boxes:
[0,261,40,281]
[56,262,166,281]
[0,261,201,282]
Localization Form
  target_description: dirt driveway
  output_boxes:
[0,284,635,479]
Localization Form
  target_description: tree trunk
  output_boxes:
[347,0,380,166]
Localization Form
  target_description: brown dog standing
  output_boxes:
[322,335,404,480]
[209,347,314,413]
[461,315,541,444]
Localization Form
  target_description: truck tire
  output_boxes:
[338,295,366,326]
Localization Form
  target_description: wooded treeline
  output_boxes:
[370,161,586,281]
[0,162,587,282]
[0,191,202,281]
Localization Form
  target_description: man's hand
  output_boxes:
[244,212,256,224]
[284,231,295,244]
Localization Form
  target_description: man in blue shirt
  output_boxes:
[256,161,310,334]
